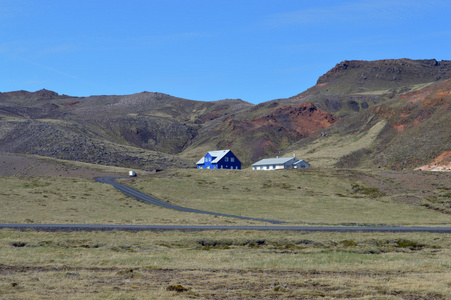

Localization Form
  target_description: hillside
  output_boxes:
[1,58,450,171]
[0,89,337,168]
[277,59,450,118]
[0,91,254,170]
[305,58,451,96]
[285,76,451,171]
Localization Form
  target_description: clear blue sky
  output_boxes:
[1,0,450,104]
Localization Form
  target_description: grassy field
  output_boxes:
[1,229,450,299]
[1,167,450,226]
[122,168,450,226]
[0,176,256,226]
[1,166,450,298]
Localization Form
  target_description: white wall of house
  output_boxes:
[253,164,289,170]
[252,157,309,170]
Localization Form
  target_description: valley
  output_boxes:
[1,58,450,299]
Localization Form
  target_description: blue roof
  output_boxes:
[196,150,230,165]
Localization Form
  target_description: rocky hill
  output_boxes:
[284,60,451,171]
[0,91,255,170]
[312,59,451,95]
[1,58,450,171]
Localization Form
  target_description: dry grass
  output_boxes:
[1,165,449,226]
[35,155,143,175]
[122,168,451,226]
[1,229,450,299]
[289,120,387,168]
[1,166,450,298]
[0,176,257,226]
[355,82,438,96]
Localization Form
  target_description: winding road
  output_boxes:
[94,177,286,224]
[2,177,450,233]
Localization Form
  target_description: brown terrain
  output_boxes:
[0,58,450,171]
[1,59,451,300]
[0,153,126,178]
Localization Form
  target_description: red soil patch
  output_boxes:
[249,103,336,135]
[401,90,432,104]
[415,151,451,172]
[220,103,336,139]
[393,124,405,133]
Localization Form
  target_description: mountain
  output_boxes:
[1,58,450,171]
[284,59,451,171]
[0,90,254,170]
[306,58,451,95]
[0,89,336,168]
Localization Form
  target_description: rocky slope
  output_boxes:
[285,72,451,171]
[1,58,450,171]
[313,59,451,95]
[0,89,337,168]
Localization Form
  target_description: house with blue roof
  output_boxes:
[196,150,241,169]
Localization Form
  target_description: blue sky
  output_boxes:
[1,0,450,104]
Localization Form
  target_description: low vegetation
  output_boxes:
[1,229,450,299]
[1,167,449,226]
[0,163,450,299]
[122,168,450,226]
[0,176,255,226]
[1,59,450,298]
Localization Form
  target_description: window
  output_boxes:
[225,157,229,162]
[231,157,235,162]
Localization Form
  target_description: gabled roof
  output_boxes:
[252,157,296,166]
[293,159,309,165]
[196,157,205,165]
[209,150,230,163]
[196,150,231,165]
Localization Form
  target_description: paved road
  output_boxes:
[94,177,286,224]
[1,223,451,233]
[4,177,448,233]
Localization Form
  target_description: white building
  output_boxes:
[252,157,309,170]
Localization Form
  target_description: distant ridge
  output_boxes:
[1,58,450,171]
[318,59,451,84]
[304,59,451,95]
